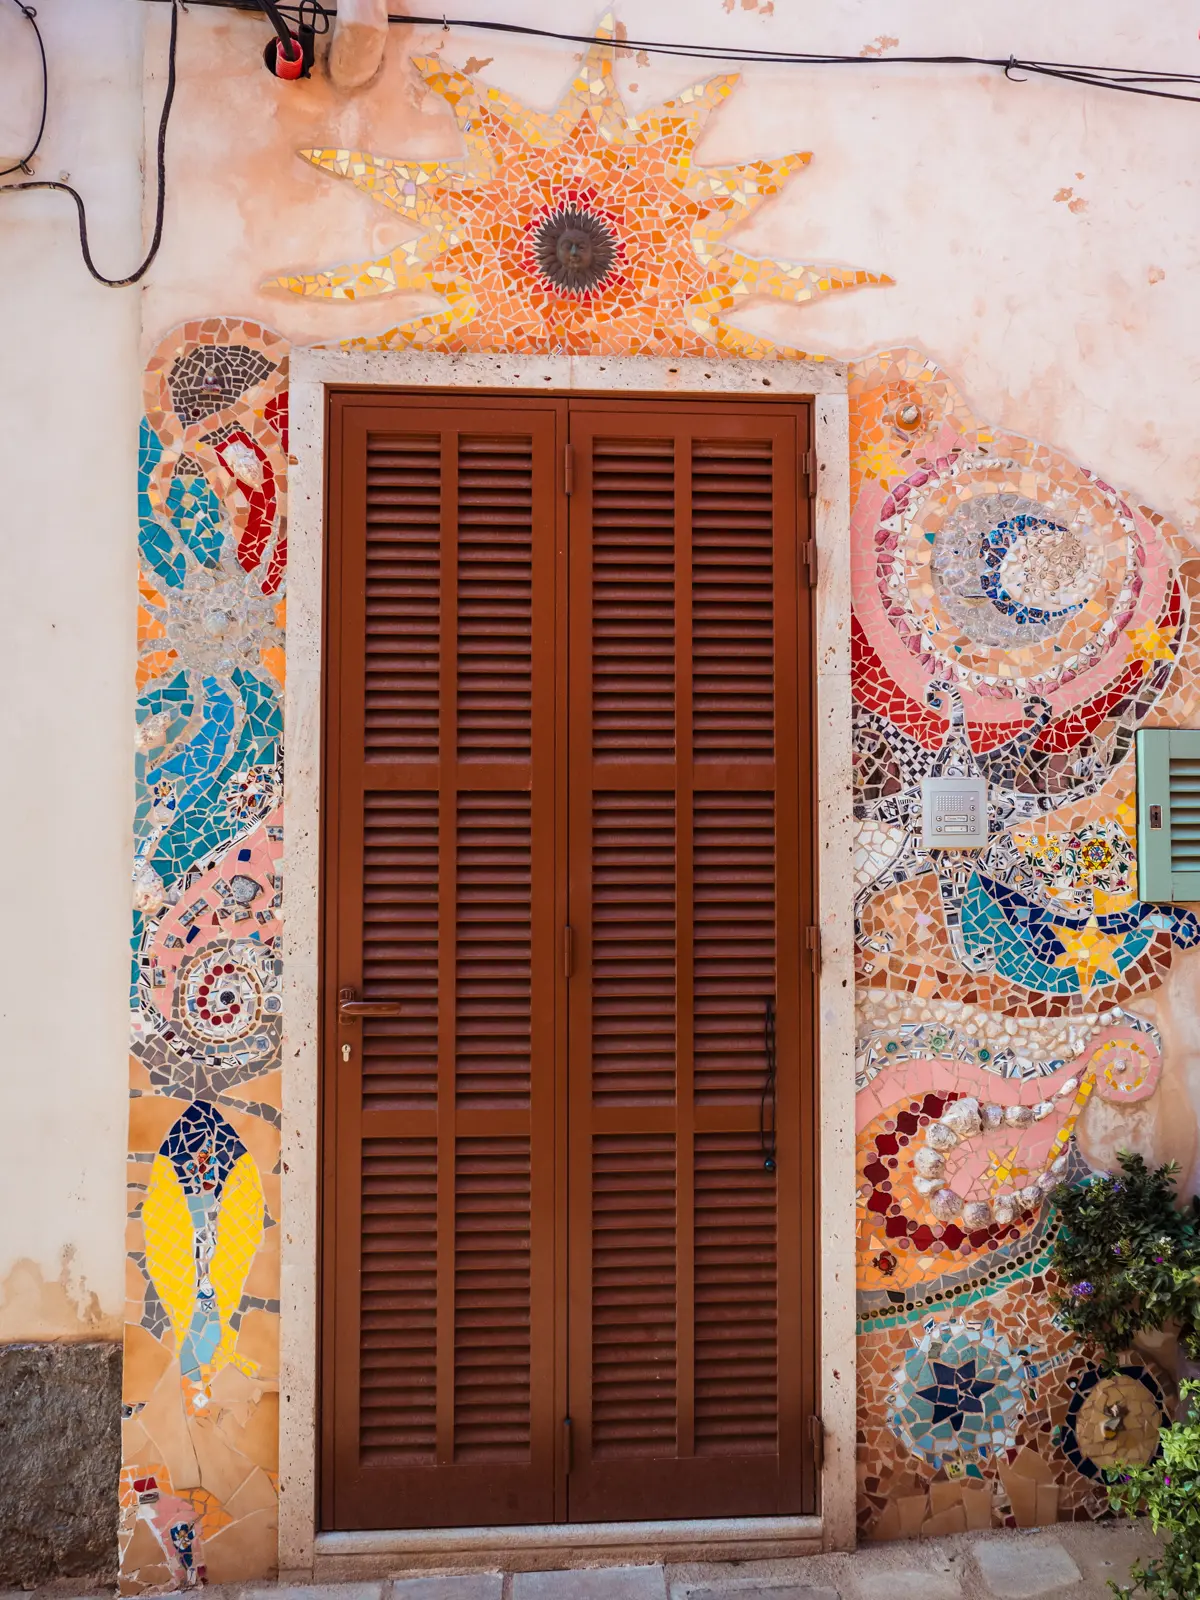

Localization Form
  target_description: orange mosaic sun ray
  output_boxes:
[265,15,892,356]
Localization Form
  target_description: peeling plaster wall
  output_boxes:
[5,0,1200,1588]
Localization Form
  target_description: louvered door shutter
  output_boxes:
[565,402,817,1521]
[1136,728,1200,901]
[326,396,563,1530]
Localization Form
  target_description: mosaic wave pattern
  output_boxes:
[122,320,287,1592]
[120,23,1200,1590]
[850,350,1193,1537]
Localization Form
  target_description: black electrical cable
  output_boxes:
[254,0,302,61]
[1,1,48,178]
[385,13,1200,105]
[0,0,179,286]
[144,0,1200,107]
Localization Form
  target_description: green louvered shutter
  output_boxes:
[1136,728,1200,901]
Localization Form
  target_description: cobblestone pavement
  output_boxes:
[9,1521,1166,1600]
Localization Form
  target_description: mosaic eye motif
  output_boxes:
[530,204,619,297]
[931,494,1104,647]
[185,953,262,1040]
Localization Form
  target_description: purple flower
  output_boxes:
[1070,1281,1095,1298]
[1155,1255,1164,1263]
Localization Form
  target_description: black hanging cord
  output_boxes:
[297,0,329,34]
[760,997,777,1174]
[1,1,48,178]
[0,0,179,286]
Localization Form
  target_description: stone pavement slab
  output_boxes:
[513,1567,668,1600]
[854,1565,963,1600]
[969,1535,1083,1599]
[389,1579,503,1600]
[246,1588,385,1600]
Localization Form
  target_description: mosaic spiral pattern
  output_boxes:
[852,349,1196,1539]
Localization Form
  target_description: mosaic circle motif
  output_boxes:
[531,204,618,296]
[882,456,1143,693]
[1061,1364,1166,1479]
[931,494,1103,648]
[146,935,283,1087]
[1080,1029,1162,1104]
[888,1317,1031,1467]
[182,949,264,1041]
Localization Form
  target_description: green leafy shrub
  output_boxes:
[1051,1152,1200,1364]
[1107,1381,1200,1598]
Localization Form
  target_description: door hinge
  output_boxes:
[564,441,575,496]
[563,1415,574,1473]
[806,925,823,975]
[563,925,575,978]
[802,447,817,585]
[809,1414,825,1472]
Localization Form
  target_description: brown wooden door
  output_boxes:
[323,396,565,1530]
[323,391,817,1533]
[564,402,816,1520]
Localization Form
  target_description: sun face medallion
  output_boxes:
[531,204,618,297]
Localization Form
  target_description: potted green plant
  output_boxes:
[1052,1153,1200,1597]
[1051,1152,1200,1369]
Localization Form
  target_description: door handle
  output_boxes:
[338,987,402,1019]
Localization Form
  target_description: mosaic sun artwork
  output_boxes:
[120,19,1199,1590]
[265,15,891,356]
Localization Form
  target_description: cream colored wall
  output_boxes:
[0,0,144,1340]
